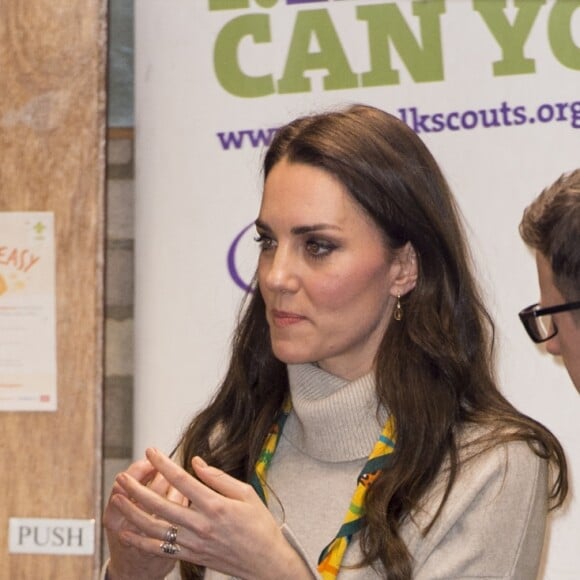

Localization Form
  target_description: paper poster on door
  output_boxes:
[0,212,57,411]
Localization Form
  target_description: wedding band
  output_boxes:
[165,525,178,544]
[160,541,180,555]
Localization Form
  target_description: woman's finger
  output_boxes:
[148,470,171,497]
[109,458,157,499]
[115,471,197,530]
[167,484,189,506]
[144,448,258,506]
[112,494,176,540]
[112,492,206,565]
[117,527,191,563]
[191,456,261,505]
[147,468,188,507]
[126,458,157,482]
[143,448,222,507]
[104,459,159,532]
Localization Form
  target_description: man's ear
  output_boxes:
[391,242,418,297]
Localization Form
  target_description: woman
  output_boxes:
[103,105,567,580]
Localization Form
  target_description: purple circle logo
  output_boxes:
[227,222,256,293]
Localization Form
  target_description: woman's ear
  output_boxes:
[391,242,418,297]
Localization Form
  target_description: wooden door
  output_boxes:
[0,1,107,577]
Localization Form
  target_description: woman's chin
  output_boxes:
[271,345,316,366]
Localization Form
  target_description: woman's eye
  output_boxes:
[306,239,336,257]
[254,234,275,251]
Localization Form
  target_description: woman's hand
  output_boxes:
[111,448,312,580]
[103,458,186,580]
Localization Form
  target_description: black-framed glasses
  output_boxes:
[519,301,580,343]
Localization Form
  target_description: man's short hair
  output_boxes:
[520,169,580,302]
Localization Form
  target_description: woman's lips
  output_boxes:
[271,309,306,327]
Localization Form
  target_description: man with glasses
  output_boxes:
[519,169,580,393]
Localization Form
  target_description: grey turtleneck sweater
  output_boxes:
[260,364,548,579]
[161,363,549,579]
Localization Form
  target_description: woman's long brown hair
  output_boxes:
[178,105,567,579]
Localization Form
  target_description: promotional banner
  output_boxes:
[135,1,579,576]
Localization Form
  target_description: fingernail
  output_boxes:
[192,456,207,469]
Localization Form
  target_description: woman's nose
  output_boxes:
[261,246,299,294]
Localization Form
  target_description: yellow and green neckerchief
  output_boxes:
[250,400,396,579]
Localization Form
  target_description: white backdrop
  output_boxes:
[134,1,579,577]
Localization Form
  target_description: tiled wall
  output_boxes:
[103,131,135,556]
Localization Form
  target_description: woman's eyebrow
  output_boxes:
[254,218,271,232]
[291,224,341,235]
[254,218,340,235]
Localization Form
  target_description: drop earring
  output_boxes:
[394,295,403,321]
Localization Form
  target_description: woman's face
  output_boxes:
[256,159,410,381]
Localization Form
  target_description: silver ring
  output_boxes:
[165,525,178,544]
[160,541,180,555]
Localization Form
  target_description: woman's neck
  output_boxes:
[283,363,388,462]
